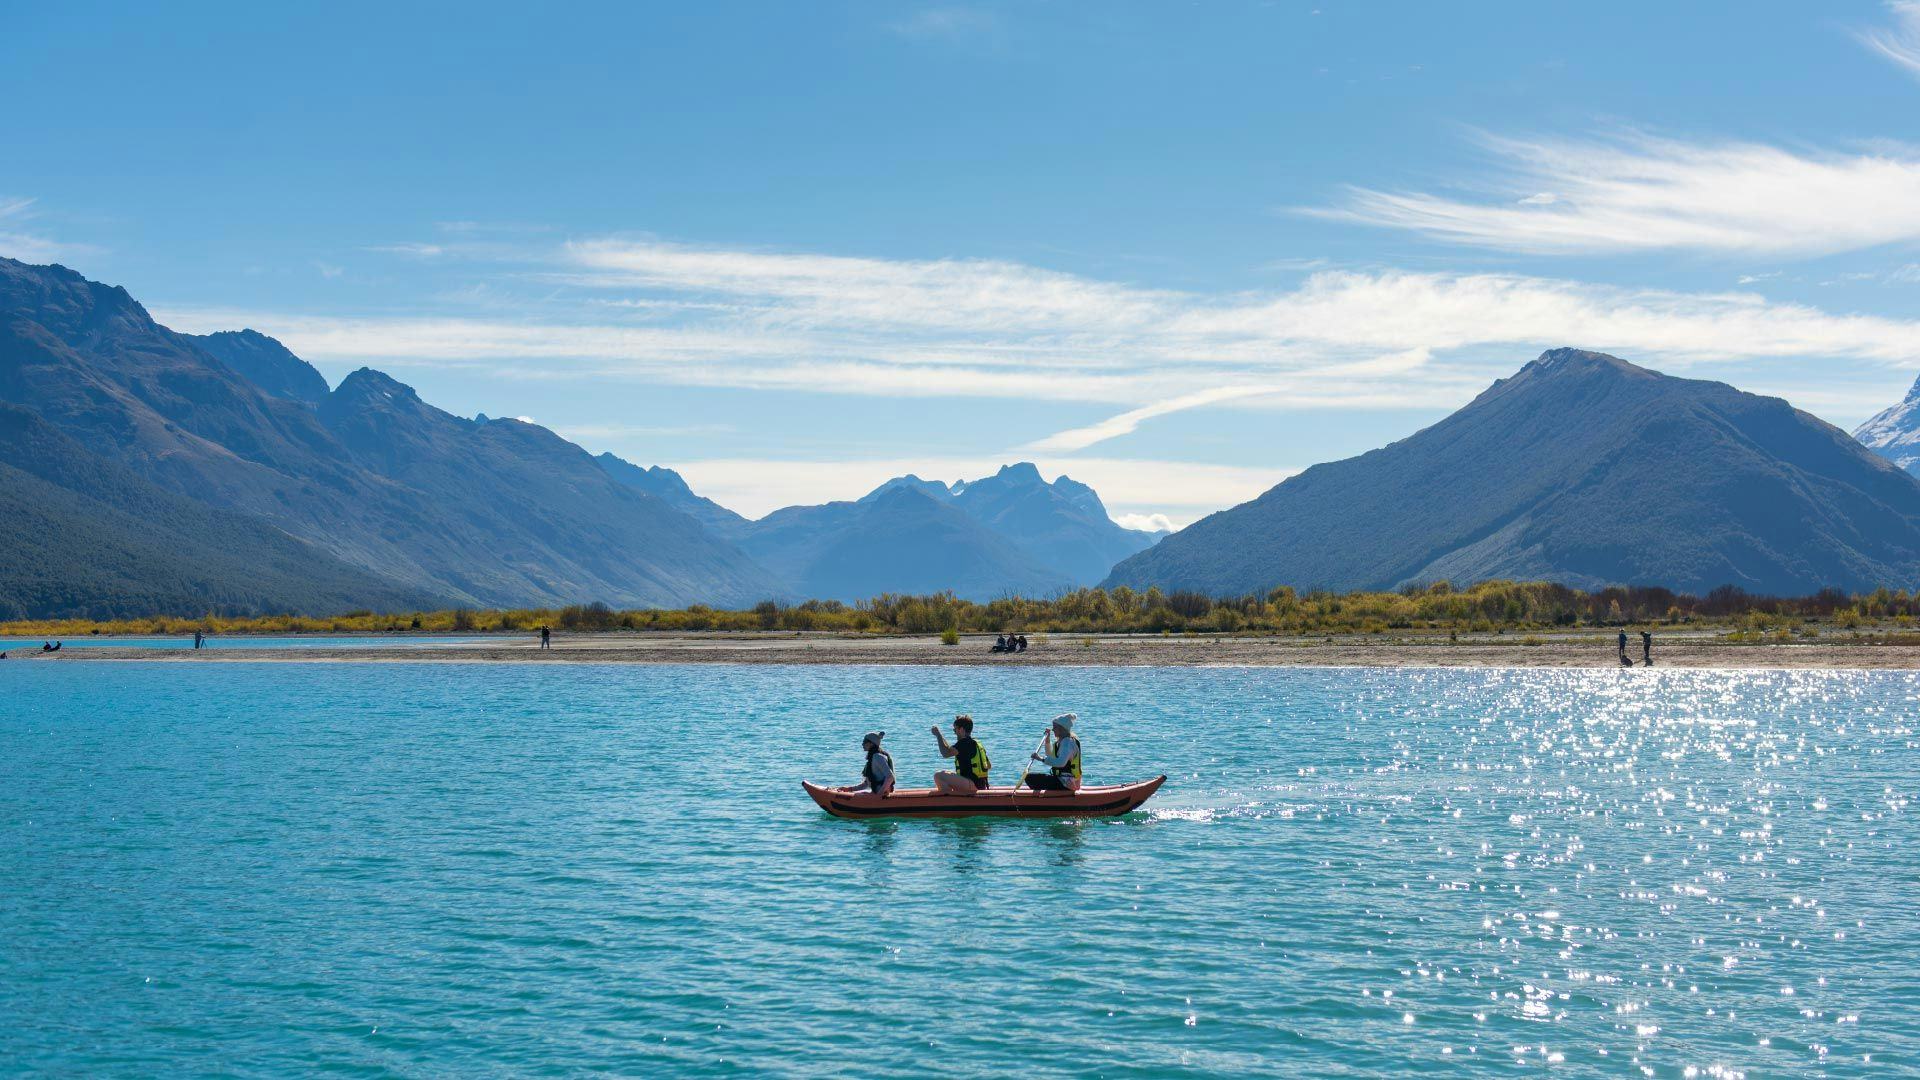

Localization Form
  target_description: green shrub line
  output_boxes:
[6,580,1917,639]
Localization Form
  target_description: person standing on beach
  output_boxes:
[1641,631,1653,666]
[539,625,551,650]
[1617,630,1629,665]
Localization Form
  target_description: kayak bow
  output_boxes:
[802,776,1166,819]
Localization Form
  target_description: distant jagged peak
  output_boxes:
[1854,372,1920,471]
[994,461,1045,484]
[333,366,422,401]
[593,452,751,535]
[190,327,332,405]
[619,458,698,496]
[1050,473,1109,516]
[1466,347,1665,411]
[0,255,154,331]
[948,461,1052,494]
[324,368,450,427]
[1050,473,1095,495]
[201,327,285,350]
[861,473,955,503]
[1517,347,1657,381]
[863,481,951,508]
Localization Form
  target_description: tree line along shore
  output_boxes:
[8,580,1920,642]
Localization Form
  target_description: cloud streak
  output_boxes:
[1862,1,1920,77]
[0,196,96,262]
[1311,132,1920,256]
[1025,348,1433,451]
[1027,385,1290,452]
[153,237,1920,451]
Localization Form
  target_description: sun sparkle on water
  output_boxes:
[1,663,1914,1076]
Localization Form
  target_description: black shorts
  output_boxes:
[1023,772,1070,791]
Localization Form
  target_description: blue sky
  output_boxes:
[9,1,1920,527]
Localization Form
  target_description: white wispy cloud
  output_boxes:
[1024,348,1433,451]
[1027,385,1290,452]
[367,242,446,258]
[152,236,1920,467]
[560,422,738,442]
[1861,1,1920,77]
[888,6,999,41]
[564,238,1172,333]
[0,196,97,262]
[1311,132,1920,256]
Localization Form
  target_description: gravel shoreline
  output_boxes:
[14,631,1920,669]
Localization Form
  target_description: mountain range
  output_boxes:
[0,258,1154,616]
[12,258,1920,618]
[0,258,779,614]
[1105,349,1920,597]
[598,458,1161,602]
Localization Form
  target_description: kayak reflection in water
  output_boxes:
[930,714,991,795]
[841,731,895,796]
[1022,713,1082,792]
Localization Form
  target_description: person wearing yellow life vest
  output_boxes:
[1022,713,1081,792]
[931,714,991,795]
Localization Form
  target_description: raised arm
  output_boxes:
[930,725,957,758]
[1033,733,1065,768]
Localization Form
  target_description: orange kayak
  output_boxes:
[802,776,1166,819]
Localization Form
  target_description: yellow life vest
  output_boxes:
[967,741,991,781]
[1051,733,1081,781]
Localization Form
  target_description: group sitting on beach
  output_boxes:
[990,634,1028,654]
[839,712,1082,797]
[41,641,61,653]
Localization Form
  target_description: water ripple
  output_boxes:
[1,664,1916,1075]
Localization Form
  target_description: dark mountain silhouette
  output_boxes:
[736,484,1073,602]
[1105,349,1920,596]
[0,257,783,611]
[0,403,436,619]
[1854,374,1920,475]
[596,454,750,538]
[316,368,783,606]
[191,329,330,405]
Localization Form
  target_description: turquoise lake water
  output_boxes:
[3,663,1915,1076]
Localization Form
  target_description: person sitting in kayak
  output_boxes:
[1022,713,1081,792]
[930,714,991,794]
[844,731,895,796]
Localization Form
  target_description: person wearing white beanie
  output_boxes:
[1022,713,1082,792]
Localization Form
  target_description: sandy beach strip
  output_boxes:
[13,630,1920,669]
